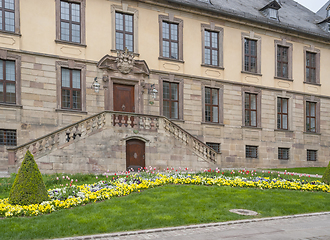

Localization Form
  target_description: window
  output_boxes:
[305,52,316,83]
[246,145,258,158]
[61,68,81,110]
[306,101,316,132]
[277,97,288,130]
[327,9,330,17]
[269,8,277,19]
[56,0,85,45]
[204,30,219,66]
[244,39,257,73]
[56,61,86,111]
[304,47,320,84]
[60,1,80,43]
[162,21,178,59]
[115,12,133,52]
[159,15,183,61]
[277,46,288,78]
[245,93,257,127]
[206,142,220,153]
[0,60,15,104]
[163,81,179,119]
[275,40,292,80]
[0,0,15,32]
[201,24,223,67]
[307,150,317,161]
[278,148,289,160]
[0,129,16,146]
[205,87,219,123]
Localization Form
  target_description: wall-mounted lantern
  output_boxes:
[148,84,158,104]
[91,77,101,93]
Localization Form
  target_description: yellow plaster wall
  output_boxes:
[6,0,330,96]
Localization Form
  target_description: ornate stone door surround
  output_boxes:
[97,52,150,113]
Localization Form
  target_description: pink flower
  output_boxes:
[56,177,59,180]
[96,176,98,179]
[62,176,65,179]
[76,179,78,182]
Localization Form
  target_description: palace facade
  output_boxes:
[1,0,330,174]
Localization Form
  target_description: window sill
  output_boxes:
[202,122,224,126]
[241,71,262,76]
[55,40,87,48]
[0,103,23,109]
[274,129,294,133]
[274,76,293,82]
[241,126,262,130]
[170,119,185,123]
[55,108,87,114]
[303,131,321,135]
[303,81,321,86]
[0,30,21,37]
[111,49,140,57]
[158,57,184,63]
[201,64,224,70]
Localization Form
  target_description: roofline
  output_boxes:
[138,0,330,43]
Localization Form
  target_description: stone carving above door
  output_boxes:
[97,51,150,76]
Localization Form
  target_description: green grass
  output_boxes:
[1,185,330,240]
[268,167,326,175]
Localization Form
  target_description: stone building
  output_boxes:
[1,0,330,174]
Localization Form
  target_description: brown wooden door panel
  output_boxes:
[113,84,134,112]
[113,84,135,126]
[126,139,145,171]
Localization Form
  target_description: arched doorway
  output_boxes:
[126,139,145,171]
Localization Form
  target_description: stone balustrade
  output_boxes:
[7,111,218,169]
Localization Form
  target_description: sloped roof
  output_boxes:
[316,0,330,18]
[164,0,329,39]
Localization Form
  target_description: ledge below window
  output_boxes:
[241,71,262,76]
[55,40,87,48]
[201,122,224,126]
[274,76,293,82]
[201,64,224,70]
[303,81,321,86]
[274,129,294,133]
[0,30,21,37]
[55,108,87,114]
[158,57,184,63]
[241,126,262,130]
[170,119,185,123]
[0,103,23,109]
[303,131,321,135]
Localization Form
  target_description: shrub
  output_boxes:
[9,150,49,205]
[321,161,330,184]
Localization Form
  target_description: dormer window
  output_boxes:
[269,8,277,19]
[259,0,281,21]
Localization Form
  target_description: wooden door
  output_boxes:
[126,139,145,171]
[113,84,135,126]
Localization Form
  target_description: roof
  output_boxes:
[316,0,330,18]
[163,0,329,40]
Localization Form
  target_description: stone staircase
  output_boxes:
[6,111,220,173]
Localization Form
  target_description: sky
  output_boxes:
[295,0,328,12]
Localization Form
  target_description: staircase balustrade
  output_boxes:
[7,111,217,167]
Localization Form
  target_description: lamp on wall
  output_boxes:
[148,84,158,99]
[91,77,101,93]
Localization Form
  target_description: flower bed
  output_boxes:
[1,169,329,218]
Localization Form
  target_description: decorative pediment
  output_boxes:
[97,51,150,76]
[259,0,281,11]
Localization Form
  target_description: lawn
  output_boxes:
[1,184,330,240]
[269,167,326,175]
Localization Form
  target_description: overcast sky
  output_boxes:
[295,0,328,12]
